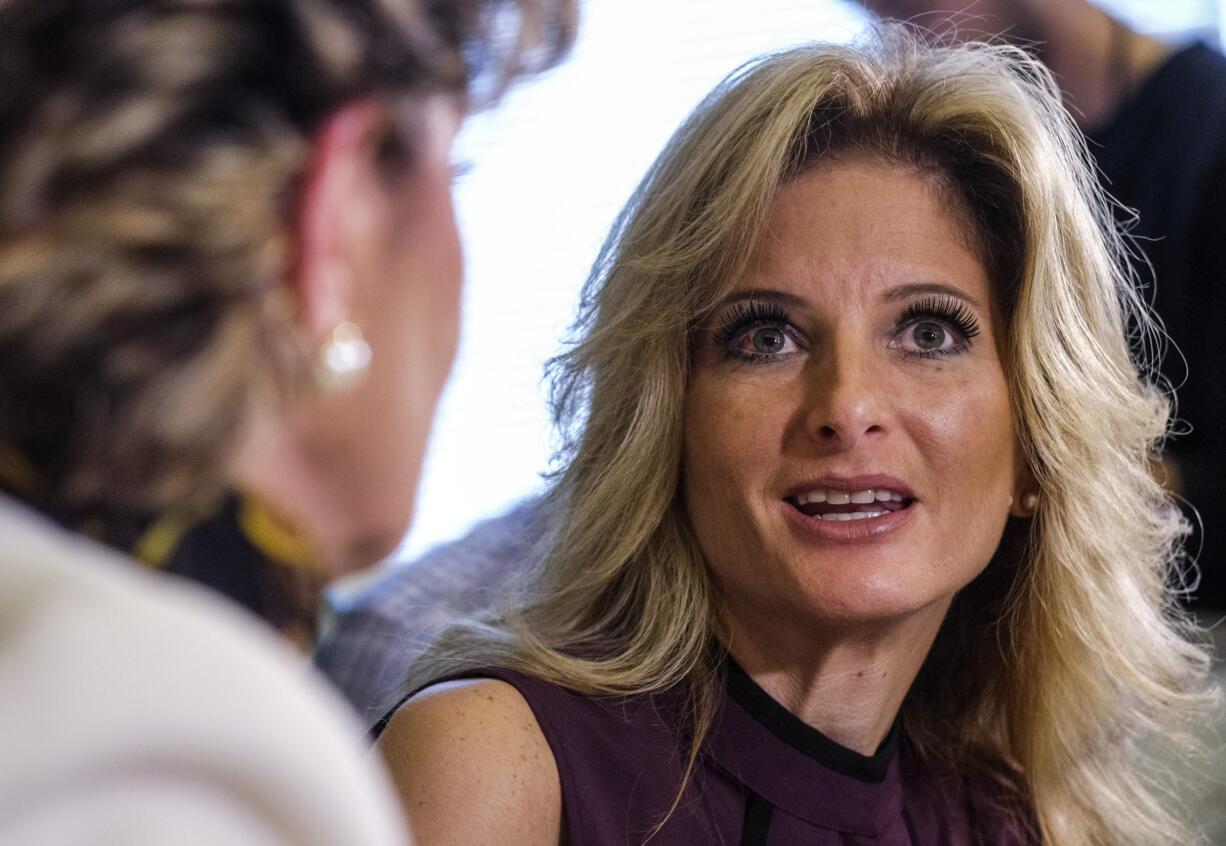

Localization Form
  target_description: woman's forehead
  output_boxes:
[724,159,990,302]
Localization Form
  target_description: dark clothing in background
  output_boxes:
[376,660,1033,845]
[1087,41,1226,608]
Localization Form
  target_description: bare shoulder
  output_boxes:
[377,678,562,846]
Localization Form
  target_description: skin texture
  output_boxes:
[378,679,563,845]
[235,95,464,576]
[684,157,1027,754]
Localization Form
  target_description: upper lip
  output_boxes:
[782,474,917,501]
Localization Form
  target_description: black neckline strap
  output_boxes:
[721,653,901,784]
[739,792,774,846]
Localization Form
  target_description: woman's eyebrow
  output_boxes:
[882,281,981,308]
[718,288,809,309]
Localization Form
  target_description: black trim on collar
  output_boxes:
[371,692,411,741]
[740,792,774,846]
[721,654,900,784]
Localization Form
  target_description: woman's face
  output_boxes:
[683,157,1022,635]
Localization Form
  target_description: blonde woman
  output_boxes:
[376,28,1214,846]
[0,0,572,842]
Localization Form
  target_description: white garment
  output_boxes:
[0,499,409,846]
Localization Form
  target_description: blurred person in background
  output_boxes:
[857,0,1226,610]
[0,0,573,842]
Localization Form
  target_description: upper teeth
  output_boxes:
[795,488,904,505]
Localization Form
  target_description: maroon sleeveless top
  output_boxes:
[380,658,1034,845]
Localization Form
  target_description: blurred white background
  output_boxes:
[400,0,1222,561]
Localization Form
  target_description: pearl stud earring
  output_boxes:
[315,321,372,393]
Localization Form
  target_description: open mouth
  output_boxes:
[786,487,915,522]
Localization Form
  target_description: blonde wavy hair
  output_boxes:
[410,27,1214,845]
[0,0,574,514]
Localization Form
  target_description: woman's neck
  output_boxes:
[720,599,950,756]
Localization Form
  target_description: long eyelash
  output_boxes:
[898,295,981,341]
[711,301,792,350]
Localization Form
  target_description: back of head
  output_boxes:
[0,0,574,516]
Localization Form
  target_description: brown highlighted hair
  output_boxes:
[0,0,575,512]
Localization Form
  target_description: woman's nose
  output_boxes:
[802,339,888,447]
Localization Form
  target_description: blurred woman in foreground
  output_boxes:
[378,28,1214,845]
[0,0,572,638]
[0,0,572,842]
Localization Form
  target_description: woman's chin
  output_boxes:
[788,572,958,629]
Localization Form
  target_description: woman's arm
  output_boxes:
[377,679,563,845]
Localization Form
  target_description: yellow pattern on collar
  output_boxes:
[237,496,323,571]
[132,507,205,568]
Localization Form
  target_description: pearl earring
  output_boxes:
[1022,492,1039,511]
[315,321,372,393]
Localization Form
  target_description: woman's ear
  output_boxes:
[1010,464,1040,518]
[290,100,383,341]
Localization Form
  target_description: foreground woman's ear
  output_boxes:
[292,100,385,344]
[232,95,464,574]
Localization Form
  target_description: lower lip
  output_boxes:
[781,500,916,543]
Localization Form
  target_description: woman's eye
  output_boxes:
[750,326,787,354]
[912,322,949,350]
[897,320,962,355]
[710,302,804,362]
[732,324,798,358]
